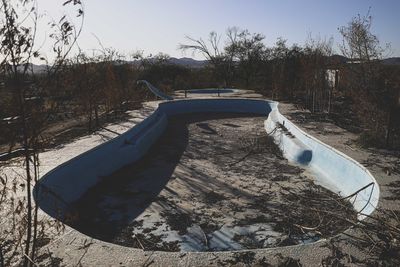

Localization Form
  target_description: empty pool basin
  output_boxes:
[34,98,380,249]
[186,88,237,94]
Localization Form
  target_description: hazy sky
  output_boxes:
[36,0,400,60]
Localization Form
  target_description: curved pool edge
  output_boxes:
[34,99,273,209]
[34,97,380,227]
[43,223,350,267]
[265,103,379,218]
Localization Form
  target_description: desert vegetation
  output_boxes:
[0,0,84,266]
[1,9,399,154]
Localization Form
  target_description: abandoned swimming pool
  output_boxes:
[34,98,380,252]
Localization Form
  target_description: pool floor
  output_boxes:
[67,113,356,251]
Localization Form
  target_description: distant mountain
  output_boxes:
[25,56,400,74]
[328,55,400,66]
[15,63,48,74]
[22,57,207,74]
[327,55,350,65]
[31,64,48,73]
[381,57,400,65]
[167,57,207,68]
[129,57,207,68]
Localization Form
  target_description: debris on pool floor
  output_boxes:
[69,113,356,252]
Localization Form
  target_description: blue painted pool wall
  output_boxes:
[34,99,273,211]
[265,105,380,217]
[35,98,379,220]
[35,109,168,208]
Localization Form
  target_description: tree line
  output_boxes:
[1,12,399,151]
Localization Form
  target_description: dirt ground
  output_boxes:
[0,102,143,157]
[67,113,355,252]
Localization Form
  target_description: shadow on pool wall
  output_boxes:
[69,117,191,240]
[34,99,272,220]
[68,112,269,242]
[34,98,379,236]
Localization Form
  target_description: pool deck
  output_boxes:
[1,90,399,266]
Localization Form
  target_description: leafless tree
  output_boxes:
[339,9,385,63]
[0,0,83,265]
[179,27,240,87]
[338,10,398,147]
[229,29,266,88]
[301,35,333,113]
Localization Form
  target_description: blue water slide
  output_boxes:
[137,80,174,100]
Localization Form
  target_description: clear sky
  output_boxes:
[36,0,400,60]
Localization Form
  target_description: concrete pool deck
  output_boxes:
[1,90,399,266]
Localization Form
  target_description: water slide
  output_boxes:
[137,80,174,100]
